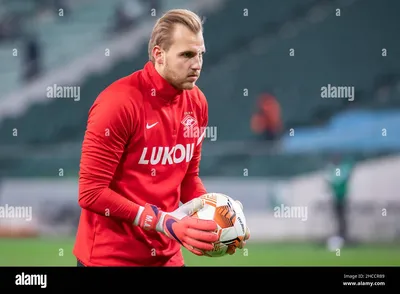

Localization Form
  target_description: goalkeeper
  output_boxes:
[73,9,249,267]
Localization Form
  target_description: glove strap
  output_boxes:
[155,212,167,233]
[138,203,162,231]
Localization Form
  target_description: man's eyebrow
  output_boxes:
[180,49,206,54]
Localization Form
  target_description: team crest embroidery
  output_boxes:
[181,114,197,129]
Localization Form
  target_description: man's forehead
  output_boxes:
[171,24,205,51]
[173,40,205,53]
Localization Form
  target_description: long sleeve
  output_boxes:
[78,93,140,222]
[180,96,208,203]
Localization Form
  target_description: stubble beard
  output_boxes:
[164,62,194,90]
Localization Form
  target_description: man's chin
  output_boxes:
[180,81,196,90]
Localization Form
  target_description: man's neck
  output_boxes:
[154,62,166,80]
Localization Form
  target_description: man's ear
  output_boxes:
[152,45,164,65]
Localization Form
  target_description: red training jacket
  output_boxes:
[73,61,208,266]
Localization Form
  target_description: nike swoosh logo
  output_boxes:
[165,218,183,245]
[146,122,158,129]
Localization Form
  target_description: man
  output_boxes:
[73,9,249,267]
[325,154,354,249]
[250,93,282,142]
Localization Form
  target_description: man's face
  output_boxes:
[155,24,205,90]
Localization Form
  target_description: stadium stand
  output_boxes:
[0,0,399,178]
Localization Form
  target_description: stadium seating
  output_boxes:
[1,0,399,178]
[201,0,400,140]
[0,0,117,97]
[0,0,322,145]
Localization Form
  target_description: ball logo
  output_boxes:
[138,143,195,165]
[237,216,245,234]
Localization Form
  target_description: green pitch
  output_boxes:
[0,237,399,266]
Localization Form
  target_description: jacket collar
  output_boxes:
[142,61,182,103]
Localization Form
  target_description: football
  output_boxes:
[191,193,247,257]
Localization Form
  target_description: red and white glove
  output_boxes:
[135,197,219,256]
[227,200,250,255]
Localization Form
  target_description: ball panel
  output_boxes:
[231,198,242,212]
[204,242,227,257]
[195,204,215,221]
[226,236,244,253]
[219,226,238,243]
[232,199,247,237]
[214,204,236,229]
[216,193,229,206]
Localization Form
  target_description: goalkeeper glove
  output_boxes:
[136,197,219,256]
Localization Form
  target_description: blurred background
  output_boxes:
[0,0,400,266]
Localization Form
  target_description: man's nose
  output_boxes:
[191,56,202,71]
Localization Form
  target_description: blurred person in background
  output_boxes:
[22,32,42,82]
[250,93,283,143]
[325,154,355,250]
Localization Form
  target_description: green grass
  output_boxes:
[0,237,399,266]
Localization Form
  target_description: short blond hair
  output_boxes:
[148,9,204,62]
